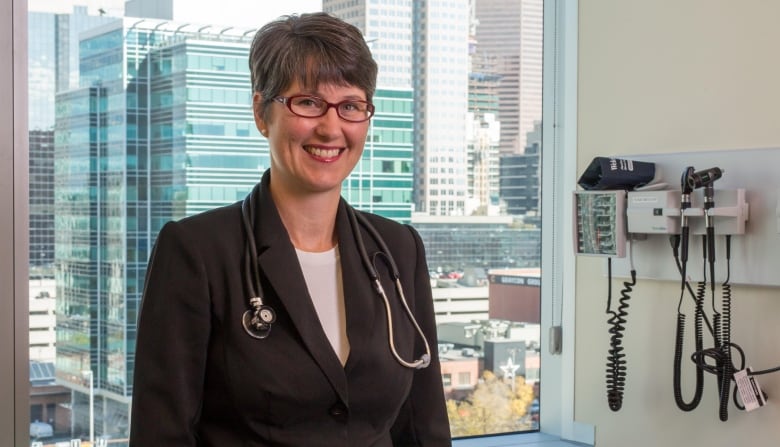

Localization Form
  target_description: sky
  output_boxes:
[28,0,323,28]
[173,1,322,28]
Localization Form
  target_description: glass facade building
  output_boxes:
[499,122,542,217]
[29,7,118,270]
[466,67,502,215]
[474,0,543,155]
[53,18,414,437]
[344,88,415,222]
[412,217,541,274]
[325,0,471,217]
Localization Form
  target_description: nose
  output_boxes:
[314,106,343,137]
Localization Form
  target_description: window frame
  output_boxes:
[1,1,584,445]
[536,0,591,443]
[3,0,30,444]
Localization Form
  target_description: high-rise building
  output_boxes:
[29,278,57,363]
[465,110,501,215]
[29,129,55,267]
[326,0,471,216]
[466,50,502,215]
[52,19,250,437]
[474,0,543,155]
[499,121,542,216]
[413,1,471,216]
[53,18,414,437]
[322,1,412,89]
[412,214,541,273]
[343,88,416,222]
[28,7,118,268]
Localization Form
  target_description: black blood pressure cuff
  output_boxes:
[577,157,655,191]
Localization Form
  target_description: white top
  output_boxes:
[295,246,350,366]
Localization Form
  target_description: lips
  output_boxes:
[304,146,344,161]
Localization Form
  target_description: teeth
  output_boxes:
[307,147,340,158]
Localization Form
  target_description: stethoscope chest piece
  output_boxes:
[242,297,276,339]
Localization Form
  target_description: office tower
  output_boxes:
[29,129,55,268]
[343,88,416,222]
[28,7,118,269]
[412,214,541,273]
[326,0,471,216]
[53,18,413,438]
[499,121,541,216]
[124,0,173,20]
[474,0,543,155]
[414,0,470,216]
[323,0,412,89]
[53,19,263,438]
[28,12,57,132]
[466,49,502,215]
[465,110,501,216]
[29,277,57,362]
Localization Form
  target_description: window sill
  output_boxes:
[453,432,591,447]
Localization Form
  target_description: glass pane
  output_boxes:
[28,0,542,444]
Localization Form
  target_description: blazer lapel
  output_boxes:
[250,172,348,402]
[335,201,379,374]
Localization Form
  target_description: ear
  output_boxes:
[252,92,268,137]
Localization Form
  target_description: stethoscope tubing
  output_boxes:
[348,206,432,369]
[240,187,431,369]
[242,192,276,339]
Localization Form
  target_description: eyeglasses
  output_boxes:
[273,95,375,123]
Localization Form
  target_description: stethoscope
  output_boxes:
[240,189,432,369]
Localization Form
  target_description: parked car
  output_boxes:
[30,421,53,439]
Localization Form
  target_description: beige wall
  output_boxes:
[576,1,780,445]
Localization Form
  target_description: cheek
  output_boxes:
[348,126,370,149]
[268,124,301,151]
[274,119,313,141]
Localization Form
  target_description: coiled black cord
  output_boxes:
[701,236,721,349]
[605,257,636,412]
[686,235,742,420]
[717,235,733,421]
[670,235,706,411]
[678,235,778,418]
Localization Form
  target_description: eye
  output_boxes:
[340,101,364,112]
[293,96,323,108]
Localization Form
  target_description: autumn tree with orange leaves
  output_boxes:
[446,370,536,437]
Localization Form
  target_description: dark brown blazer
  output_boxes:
[129,172,451,446]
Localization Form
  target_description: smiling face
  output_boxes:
[254,81,370,199]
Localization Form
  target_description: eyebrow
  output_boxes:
[290,92,368,102]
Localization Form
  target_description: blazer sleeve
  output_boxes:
[390,225,452,446]
[129,221,211,446]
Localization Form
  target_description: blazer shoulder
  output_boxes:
[177,200,242,229]
[353,211,427,263]
[356,211,417,241]
[157,201,244,251]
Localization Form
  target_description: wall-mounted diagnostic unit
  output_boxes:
[609,147,779,286]
[573,190,627,258]
[573,148,780,420]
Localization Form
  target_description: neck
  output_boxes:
[271,184,340,253]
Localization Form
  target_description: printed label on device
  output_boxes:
[734,368,766,411]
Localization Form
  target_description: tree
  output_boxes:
[446,370,535,437]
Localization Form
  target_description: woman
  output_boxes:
[129,12,451,446]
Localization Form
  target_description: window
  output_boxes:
[3,0,582,445]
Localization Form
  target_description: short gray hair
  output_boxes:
[249,12,378,119]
